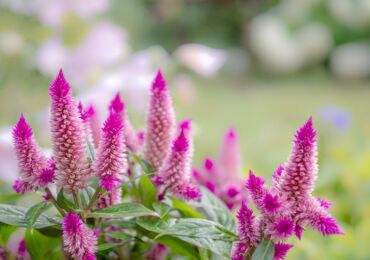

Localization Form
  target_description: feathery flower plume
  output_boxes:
[144,70,175,171]
[274,243,293,260]
[49,70,90,193]
[278,117,318,200]
[236,201,260,246]
[157,128,200,200]
[62,212,97,260]
[97,188,122,208]
[219,128,242,179]
[231,242,249,260]
[12,114,48,193]
[78,102,95,147]
[110,93,141,152]
[245,170,269,210]
[95,111,127,191]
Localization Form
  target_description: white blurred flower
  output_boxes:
[0,32,24,56]
[249,14,303,74]
[31,0,110,28]
[295,23,333,65]
[328,0,370,30]
[278,0,320,23]
[174,44,227,77]
[0,128,17,183]
[36,21,129,87]
[330,42,370,80]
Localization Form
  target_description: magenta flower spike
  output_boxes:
[49,70,91,193]
[62,212,97,260]
[157,128,200,200]
[231,242,249,260]
[278,117,318,200]
[245,170,269,210]
[144,70,175,171]
[236,201,260,247]
[144,244,169,260]
[12,114,48,193]
[78,102,95,147]
[98,188,122,208]
[95,111,127,191]
[274,243,293,260]
[110,93,141,152]
[219,128,242,179]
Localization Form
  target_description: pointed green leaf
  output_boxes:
[90,203,159,218]
[25,201,52,228]
[252,239,275,260]
[153,201,171,218]
[138,175,156,208]
[170,196,202,218]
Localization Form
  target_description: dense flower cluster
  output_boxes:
[232,117,344,260]
[193,128,247,209]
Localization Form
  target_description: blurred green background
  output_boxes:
[1,0,370,259]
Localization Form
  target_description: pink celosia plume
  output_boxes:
[236,201,260,246]
[12,114,48,193]
[157,128,200,200]
[49,69,91,193]
[78,102,95,147]
[219,128,242,179]
[95,111,127,191]
[144,244,169,260]
[231,242,249,260]
[274,243,293,260]
[62,211,97,260]
[97,188,122,208]
[144,70,175,171]
[110,93,141,152]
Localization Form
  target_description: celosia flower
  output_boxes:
[231,242,249,260]
[62,211,97,260]
[274,243,293,260]
[109,93,141,152]
[157,127,200,200]
[236,118,343,259]
[97,188,122,208]
[144,70,175,171]
[95,111,127,191]
[236,201,260,246]
[12,114,48,193]
[78,102,95,147]
[144,244,169,260]
[49,70,91,193]
[219,128,242,180]
[16,239,30,260]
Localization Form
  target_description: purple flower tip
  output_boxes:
[317,198,332,209]
[13,114,33,140]
[78,102,96,122]
[204,158,214,171]
[246,170,265,189]
[231,242,249,260]
[274,243,293,260]
[317,216,344,236]
[183,184,201,200]
[205,181,216,193]
[63,211,81,233]
[295,116,316,145]
[110,93,125,114]
[227,186,240,198]
[192,168,201,180]
[273,164,284,179]
[12,179,29,194]
[263,193,281,212]
[226,128,237,140]
[179,118,192,131]
[17,239,28,257]
[295,225,305,240]
[49,69,70,98]
[102,112,123,134]
[99,176,122,191]
[152,70,166,92]
[173,130,189,152]
[37,167,55,186]
[152,176,164,186]
[275,218,295,238]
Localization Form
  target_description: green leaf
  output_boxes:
[138,174,156,209]
[0,193,22,203]
[252,239,275,260]
[0,224,17,247]
[97,243,121,252]
[196,187,236,232]
[105,232,131,241]
[137,218,237,257]
[156,235,198,259]
[152,201,171,218]
[90,203,159,218]
[0,204,60,229]
[132,154,154,174]
[56,189,75,211]
[86,138,95,162]
[25,229,61,259]
[25,201,52,228]
[170,196,202,218]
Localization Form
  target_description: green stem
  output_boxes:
[86,187,101,210]
[45,187,65,217]
[72,192,82,209]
